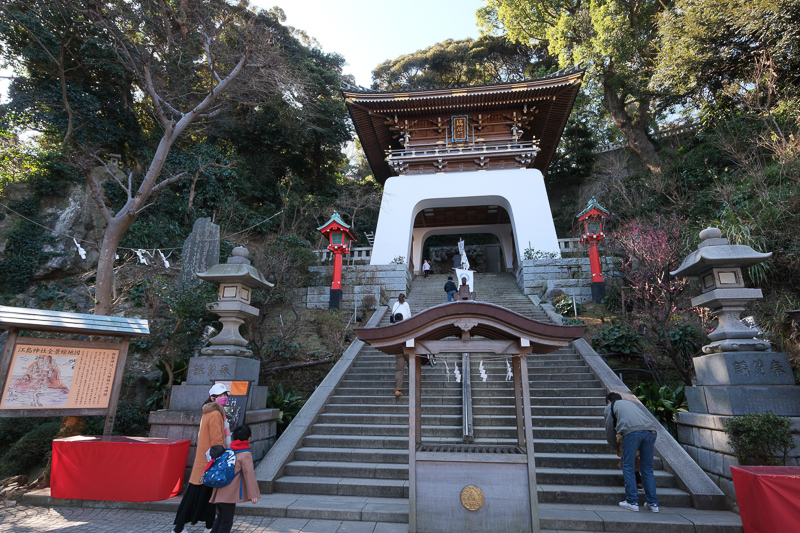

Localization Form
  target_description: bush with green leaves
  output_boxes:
[592,323,643,354]
[562,317,585,326]
[0,421,61,477]
[85,401,150,436]
[552,294,586,317]
[631,381,686,435]
[266,383,305,437]
[724,412,796,466]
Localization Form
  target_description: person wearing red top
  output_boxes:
[208,425,260,533]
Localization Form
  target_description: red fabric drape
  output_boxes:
[731,466,800,533]
[52,436,190,502]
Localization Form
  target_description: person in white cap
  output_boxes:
[172,383,231,533]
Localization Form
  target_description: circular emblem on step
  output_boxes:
[460,485,484,511]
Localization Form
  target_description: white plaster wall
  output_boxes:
[370,169,558,267]
[411,224,514,272]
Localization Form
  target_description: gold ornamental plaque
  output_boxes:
[460,484,484,511]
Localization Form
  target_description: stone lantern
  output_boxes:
[576,197,611,303]
[671,227,799,416]
[196,246,273,357]
[671,227,772,354]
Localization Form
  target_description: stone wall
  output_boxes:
[676,412,800,499]
[515,257,619,302]
[307,264,411,307]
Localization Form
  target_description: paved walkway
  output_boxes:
[0,504,408,533]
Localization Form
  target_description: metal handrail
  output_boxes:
[462,352,474,443]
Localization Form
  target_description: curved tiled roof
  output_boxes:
[343,68,585,183]
[355,301,584,356]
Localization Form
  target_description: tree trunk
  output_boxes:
[94,215,136,316]
[601,74,662,174]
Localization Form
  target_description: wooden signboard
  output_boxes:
[0,306,149,436]
[451,115,469,143]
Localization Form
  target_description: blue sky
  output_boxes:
[259,0,485,87]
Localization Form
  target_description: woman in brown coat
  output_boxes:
[172,383,231,533]
[208,424,260,533]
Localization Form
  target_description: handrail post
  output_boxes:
[461,352,473,443]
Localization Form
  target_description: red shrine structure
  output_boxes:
[344,68,584,273]
[576,197,611,302]
[318,211,357,309]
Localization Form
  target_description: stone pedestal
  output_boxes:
[148,356,277,482]
[686,351,800,416]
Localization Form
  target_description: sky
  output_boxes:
[258,0,486,87]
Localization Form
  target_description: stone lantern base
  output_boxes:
[676,349,800,499]
[148,356,278,483]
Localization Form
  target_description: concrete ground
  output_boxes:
[0,503,408,533]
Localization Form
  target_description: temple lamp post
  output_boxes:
[576,197,611,303]
[318,211,357,310]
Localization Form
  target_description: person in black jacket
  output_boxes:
[444,276,457,302]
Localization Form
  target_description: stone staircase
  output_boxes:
[259,273,742,532]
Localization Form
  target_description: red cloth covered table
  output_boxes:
[730,466,800,533]
[51,436,190,502]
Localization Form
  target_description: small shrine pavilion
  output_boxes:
[344,68,584,271]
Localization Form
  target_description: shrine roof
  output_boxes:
[344,67,585,183]
[317,211,351,232]
[355,301,584,356]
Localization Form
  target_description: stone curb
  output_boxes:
[254,306,388,492]
[572,338,728,510]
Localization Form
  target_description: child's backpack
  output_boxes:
[201,448,249,488]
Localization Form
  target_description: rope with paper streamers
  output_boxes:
[0,201,283,265]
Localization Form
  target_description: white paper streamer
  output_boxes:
[158,250,170,268]
[443,358,450,382]
[72,238,86,259]
[479,360,487,382]
[134,249,149,265]
[505,358,513,381]
[454,362,461,384]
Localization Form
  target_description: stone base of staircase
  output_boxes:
[23,489,742,532]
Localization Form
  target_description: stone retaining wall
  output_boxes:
[307,264,411,307]
[676,412,800,499]
[515,258,620,301]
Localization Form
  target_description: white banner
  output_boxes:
[455,269,474,291]
[457,239,470,270]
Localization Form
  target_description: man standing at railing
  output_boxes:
[422,260,430,278]
[391,294,412,397]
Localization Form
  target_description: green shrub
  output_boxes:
[0,421,61,477]
[85,401,150,436]
[562,317,585,326]
[552,294,586,317]
[266,384,305,437]
[0,417,55,448]
[724,412,796,465]
[632,381,686,435]
[592,323,643,354]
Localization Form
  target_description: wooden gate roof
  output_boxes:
[344,68,584,183]
[355,302,584,356]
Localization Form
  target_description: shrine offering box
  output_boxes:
[730,466,800,533]
[51,436,190,502]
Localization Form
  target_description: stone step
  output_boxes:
[472,415,604,428]
[274,475,409,498]
[301,435,620,454]
[285,461,407,480]
[325,403,462,415]
[537,484,691,507]
[473,405,606,417]
[281,462,678,488]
